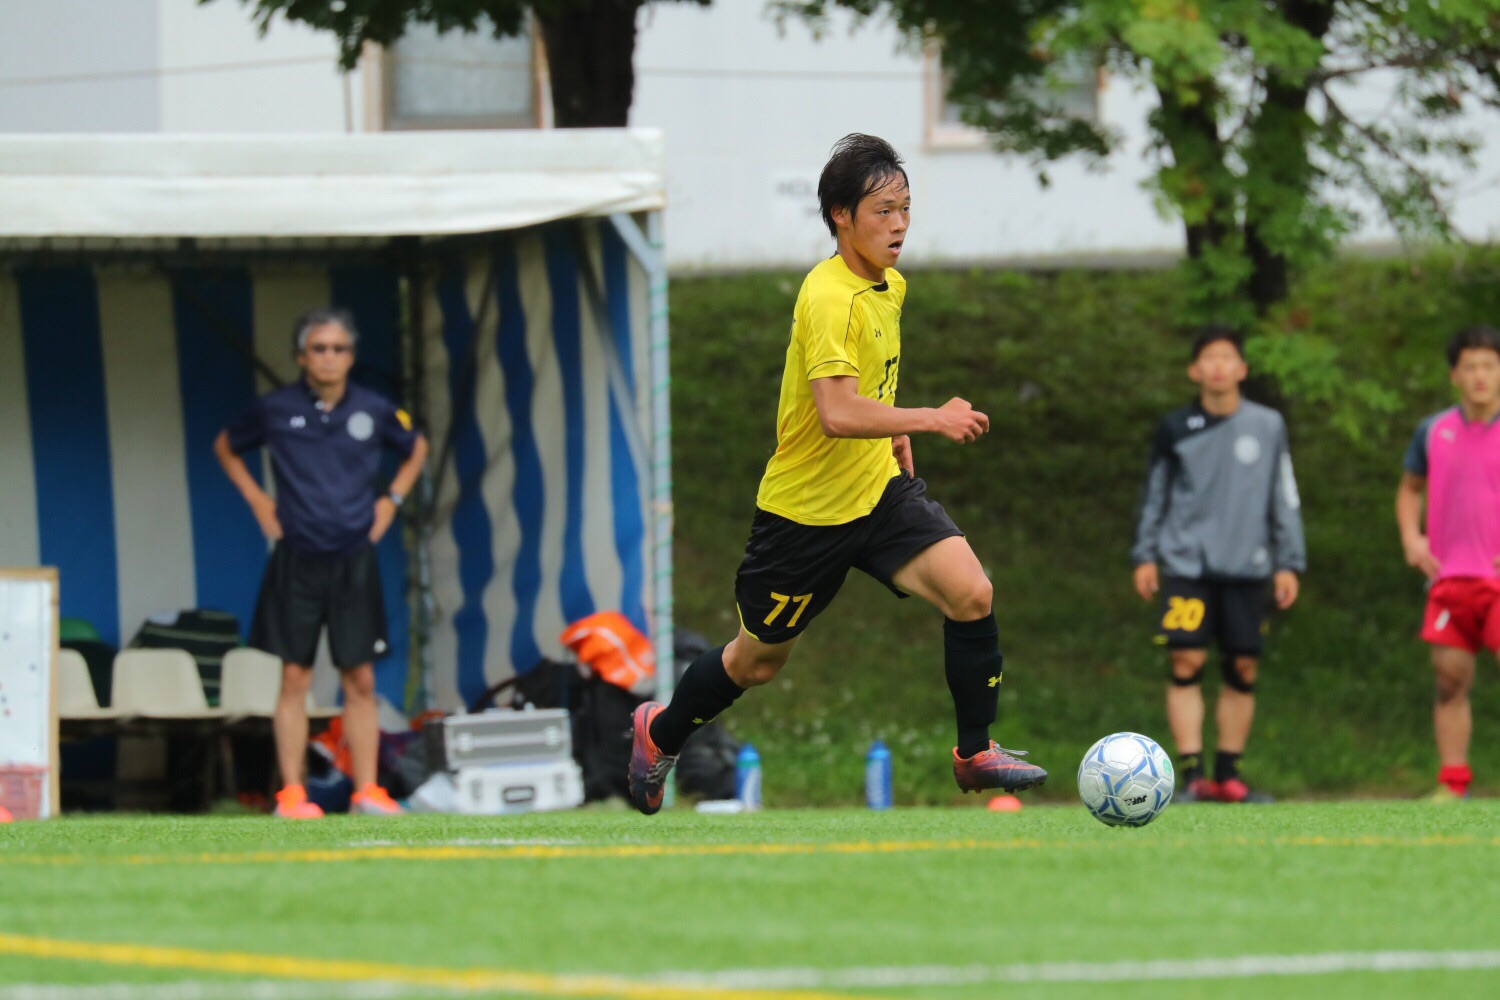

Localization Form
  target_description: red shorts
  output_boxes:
[1421,577,1500,653]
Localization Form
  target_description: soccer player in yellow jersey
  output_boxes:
[628,134,1048,814]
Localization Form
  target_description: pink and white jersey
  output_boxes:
[1405,407,1500,580]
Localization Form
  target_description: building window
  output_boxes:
[924,47,1099,151]
[380,17,544,130]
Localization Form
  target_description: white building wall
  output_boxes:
[0,0,160,132]
[630,3,1181,269]
[4,0,1500,268]
[155,0,366,132]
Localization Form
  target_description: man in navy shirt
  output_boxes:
[215,308,427,819]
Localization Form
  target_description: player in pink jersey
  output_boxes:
[1396,325,1500,802]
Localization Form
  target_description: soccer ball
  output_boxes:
[1077,732,1174,827]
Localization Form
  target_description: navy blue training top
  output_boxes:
[226,380,419,557]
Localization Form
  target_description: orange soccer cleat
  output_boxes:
[273,784,325,820]
[351,783,403,816]
[953,742,1048,794]
[627,702,678,816]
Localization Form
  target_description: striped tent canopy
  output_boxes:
[0,132,668,714]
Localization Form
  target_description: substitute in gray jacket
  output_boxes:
[1130,326,1306,805]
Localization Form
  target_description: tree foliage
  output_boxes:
[786,1,1500,419]
[209,0,709,126]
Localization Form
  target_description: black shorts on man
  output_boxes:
[734,473,963,645]
[250,542,388,669]
[1156,576,1269,656]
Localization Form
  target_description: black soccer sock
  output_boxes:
[944,613,1003,759]
[1178,752,1204,785]
[1214,750,1242,784]
[648,645,745,757]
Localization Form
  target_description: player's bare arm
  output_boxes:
[892,434,914,475]
[213,429,282,540]
[1395,471,1441,581]
[371,434,429,542]
[1133,562,1159,601]
[1273,570,1299,610]
[809,375,988,442]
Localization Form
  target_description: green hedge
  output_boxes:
[668,251,1500,805]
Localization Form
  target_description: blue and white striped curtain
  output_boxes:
[0,219,653,713]
[420,223,651,710]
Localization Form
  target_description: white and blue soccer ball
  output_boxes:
[1077,732,1174,827]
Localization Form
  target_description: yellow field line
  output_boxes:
[0,932,855,1000]
[0,833,1496,868]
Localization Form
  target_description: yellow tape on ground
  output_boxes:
[2,833,1497,869]
[0,933,854,1000]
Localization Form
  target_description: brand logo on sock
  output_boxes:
[987,676,1002,687]
[692,717,704,725]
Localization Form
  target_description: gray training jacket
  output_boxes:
[1130,399,1306,581]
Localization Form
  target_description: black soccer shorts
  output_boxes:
[1156,576,1270,656]
[249,542,389,669]
[734,473,964,645]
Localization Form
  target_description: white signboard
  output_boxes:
[0,568,58,819]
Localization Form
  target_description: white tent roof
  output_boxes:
[0,129,664,240]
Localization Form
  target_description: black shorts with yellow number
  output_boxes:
[734,473,963,644]
[1157,576,1270,656]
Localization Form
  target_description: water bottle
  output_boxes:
[735,743,762,811]
[865,739,893,810]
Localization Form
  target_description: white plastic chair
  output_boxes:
[58,648,131,721]
[219,647,283,719]
[111,648,227,719]
[220,647,340,720]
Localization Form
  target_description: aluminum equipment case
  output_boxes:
[423,707,573,771]
[422,708,584,815]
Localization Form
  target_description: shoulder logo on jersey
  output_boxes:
[1439,427,1456,443]
[1234,435,1261,465]
[396,408,413,431]
[874,327,883,338]
[347,411,375,441]
[289,415,307,429]
[1187,414,1206,431]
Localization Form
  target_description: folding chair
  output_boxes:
[220,647,341,721]
[111,649,228,720]
[58,648,132,722]
[109,649,228,811]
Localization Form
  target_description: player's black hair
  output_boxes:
[1445,325,1500,367]
[293,307,359,355]
[817,133,909,239]
[1189,324,1244,362]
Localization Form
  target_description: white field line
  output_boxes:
[0,984,447,1000]
[651,950,1500,989]
[7,951,1500,999]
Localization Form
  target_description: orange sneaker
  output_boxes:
[351,783,403,816]
[953,742,1048,793]
[274,784,324,820]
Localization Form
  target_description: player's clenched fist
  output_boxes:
[933,397,989,443]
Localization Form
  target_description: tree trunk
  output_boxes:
[535,1,643,128]
[1242,0,1336,317]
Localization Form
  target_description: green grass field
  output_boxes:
[3,801,1498,999]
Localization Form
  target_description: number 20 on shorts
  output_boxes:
[1162,596,1205,632]
[764,592,813,629]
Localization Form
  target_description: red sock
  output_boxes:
[1438,764,1472,796]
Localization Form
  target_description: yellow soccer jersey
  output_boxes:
[755,255,905,525]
